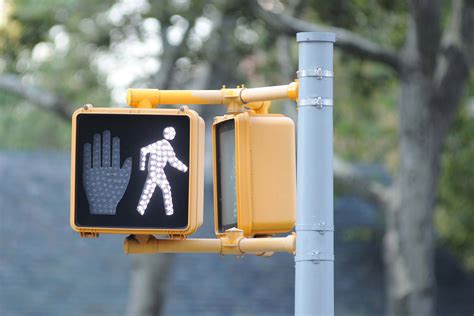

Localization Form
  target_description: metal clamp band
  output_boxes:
[295,251,335,263]
[296,223,334,232]
[298,97,333,108]
[297,67,333,79]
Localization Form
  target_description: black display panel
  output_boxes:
[215,119,238,233]
[74,113,190,229]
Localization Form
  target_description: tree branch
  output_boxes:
[334,155,388,207]
[433,0,473,121]
[0,74,71,121]
[152,20,195,89]
[253,4,401,71]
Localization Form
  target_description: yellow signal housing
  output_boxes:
[70,106,205,237]
[212,111,296,237]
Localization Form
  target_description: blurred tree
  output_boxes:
[1,0,473,316]
[253,1,474,315]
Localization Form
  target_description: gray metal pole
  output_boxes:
[295,32,335,315]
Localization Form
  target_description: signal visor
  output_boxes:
[213,111,296,237]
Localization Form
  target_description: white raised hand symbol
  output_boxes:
[83,130,132,215]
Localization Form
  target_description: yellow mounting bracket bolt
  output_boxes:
[245,101,272,115]
[220,227,245,255]
[222,87,245,113]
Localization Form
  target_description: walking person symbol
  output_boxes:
[137,127,188,216]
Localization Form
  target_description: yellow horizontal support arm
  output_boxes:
[126,82,299,109]
[124,228,295,256]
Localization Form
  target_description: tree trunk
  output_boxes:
[384,67,452,315]
[126,255,175,316]
[383,5,471,310]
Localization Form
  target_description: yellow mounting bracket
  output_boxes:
[126,81,298,114]
[221,85,244,113]
[123,82,299,255]
[124,228,296,256]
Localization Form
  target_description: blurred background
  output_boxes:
[0,0,473,315]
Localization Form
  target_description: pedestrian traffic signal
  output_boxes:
[212,111,296,237]
[70,106,205,237]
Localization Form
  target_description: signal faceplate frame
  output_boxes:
[70,107,204,237]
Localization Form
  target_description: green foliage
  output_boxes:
[0,0,115,149]
[333,54,399,167]
[0,92,70,149]
[304,0,408,48]
[437,104,474,272]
